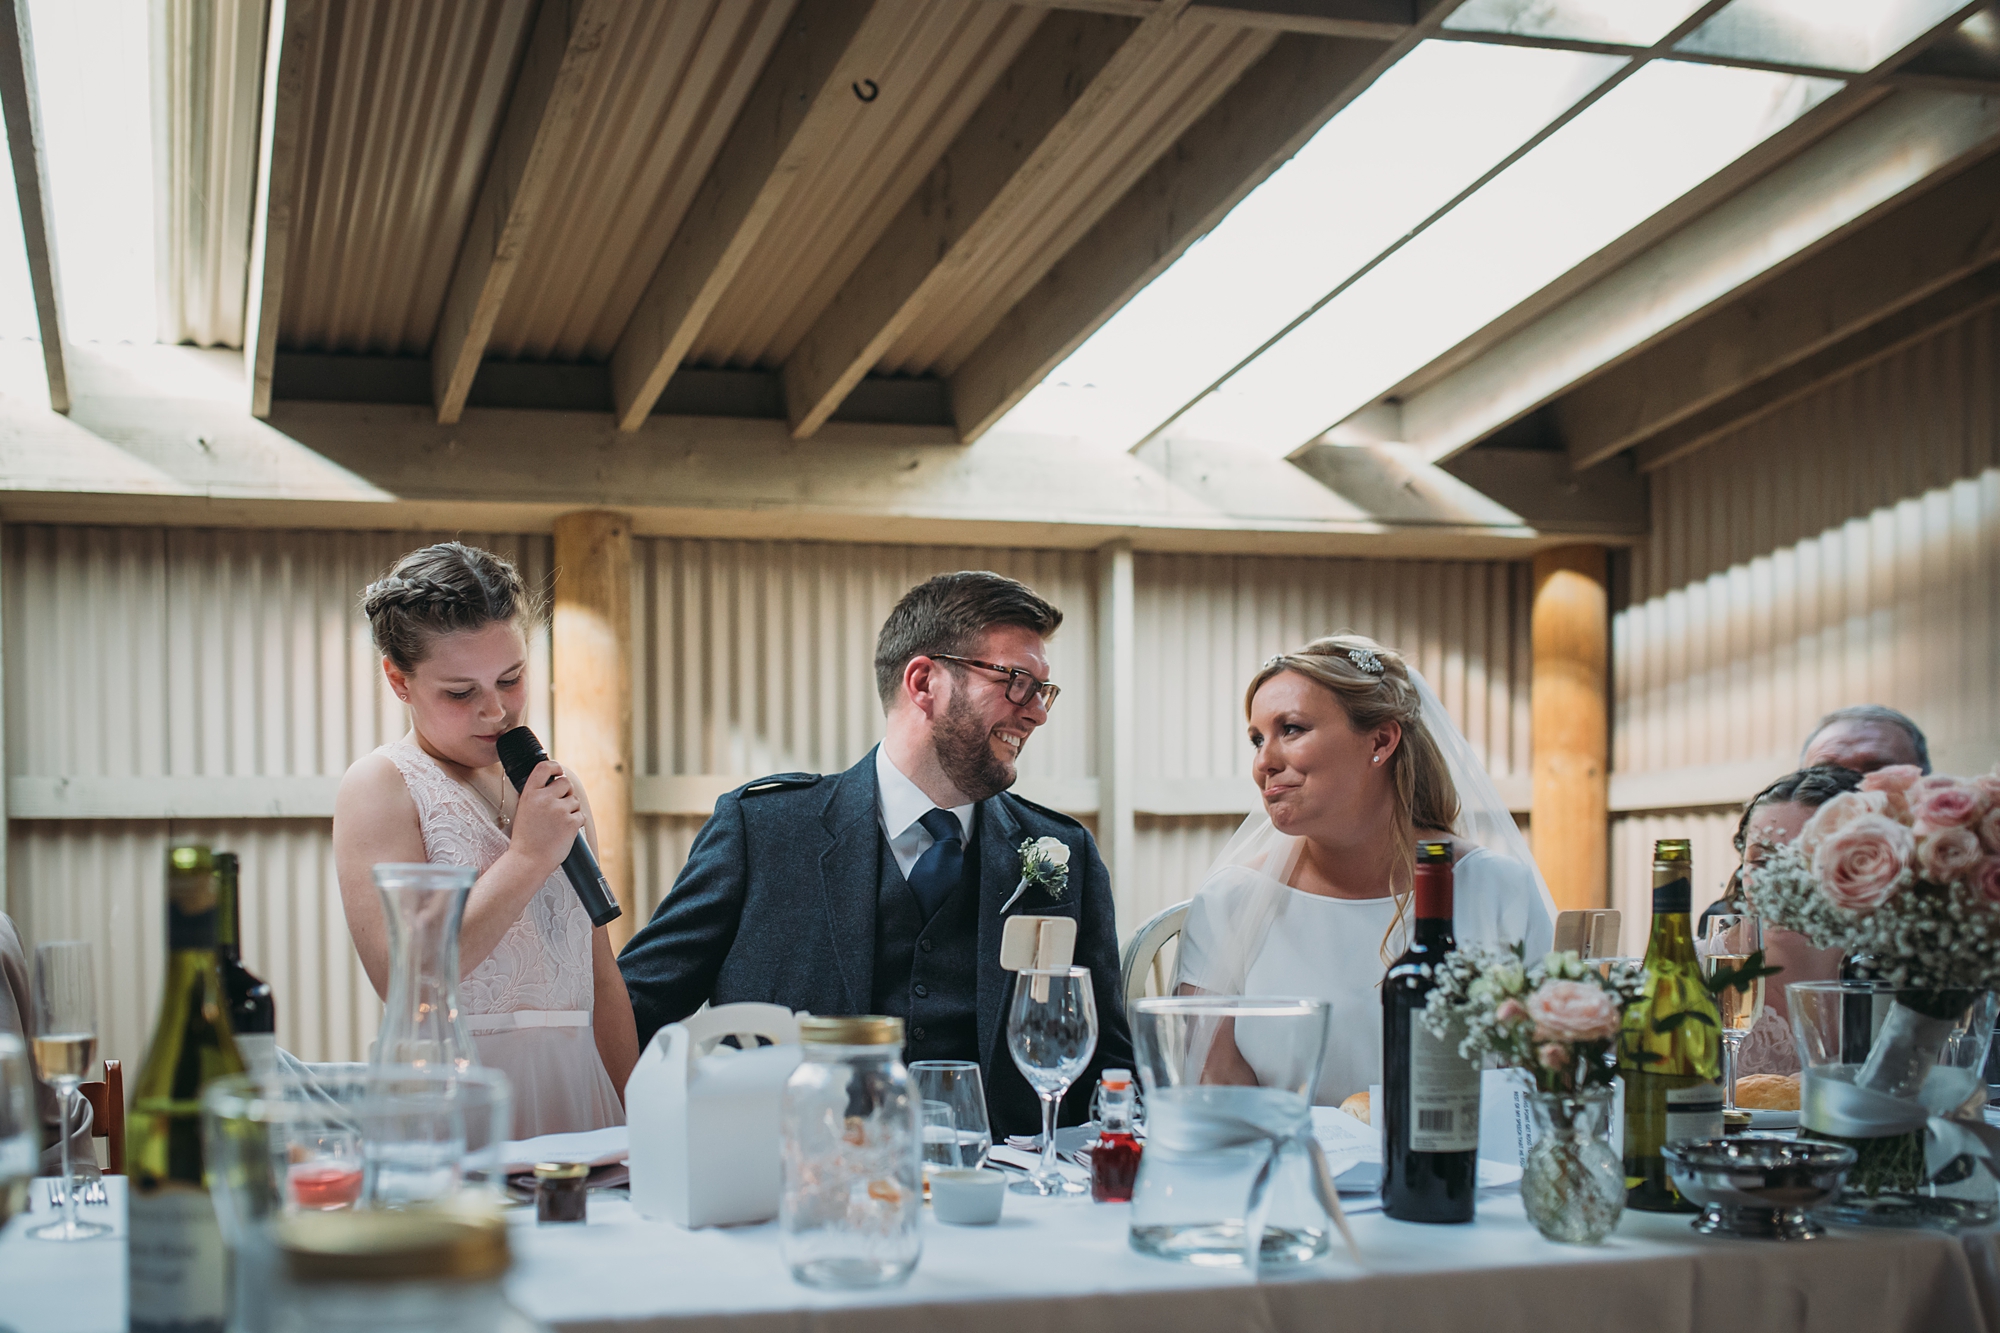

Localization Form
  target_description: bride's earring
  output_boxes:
[1371,756,1381,764]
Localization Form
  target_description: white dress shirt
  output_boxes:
[874,745,976,879]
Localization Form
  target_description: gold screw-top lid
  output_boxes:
[278,1202,509,1285]
[1652,838,1692,862]
[799,1015,904,1046]
[166,844,218,916]
[533,1162,589,1182]
[1416,841,1452,864]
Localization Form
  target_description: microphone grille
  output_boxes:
[495,726,547,787]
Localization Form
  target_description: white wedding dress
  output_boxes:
[381,738,625,1137]
[1178,848,1554,1104]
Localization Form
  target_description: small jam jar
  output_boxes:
[533,1161,589,1223]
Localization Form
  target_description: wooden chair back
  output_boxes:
[77,1058,123,1175]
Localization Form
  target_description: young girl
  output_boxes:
[334,542,635,1135]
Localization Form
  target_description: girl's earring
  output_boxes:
[1372,756,1381,764]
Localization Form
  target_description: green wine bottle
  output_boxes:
[1619,838,1723,1213]
[128,845,246,1333]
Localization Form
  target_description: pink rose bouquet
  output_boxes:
[1746,766,2000,1001]
[1423,946,1645,1095]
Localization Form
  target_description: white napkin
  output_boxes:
[501,1125,629,1174]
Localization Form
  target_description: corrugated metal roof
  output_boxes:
[688,0,1045,369]
[279,0,537,355]
[484,0,796,362]
[881,14,1276,377]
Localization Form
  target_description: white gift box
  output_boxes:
[626,1002,802,1228]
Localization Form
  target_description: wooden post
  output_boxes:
[1096,540,1135,925]
[1531,545,1609,913]
[553,511,634,946]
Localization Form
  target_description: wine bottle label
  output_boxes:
[1663,1082,1723,1146]
[1409,1022,1481,1152]
[231,1032,278,1078]
[129,1182,228,1333]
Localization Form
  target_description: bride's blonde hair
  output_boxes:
[1245,633,1461,960]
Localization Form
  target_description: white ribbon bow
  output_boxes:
[1144,1093,1360,1271]
[1802,1066,2000,1178]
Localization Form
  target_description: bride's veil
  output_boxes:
[1173,654,1557,998]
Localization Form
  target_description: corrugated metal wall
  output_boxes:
[1134,554,1533,792]
[2,526,552,1066]
[1609,306,2000,948]
[3,526,1536,1064]
[628,539,1099,920]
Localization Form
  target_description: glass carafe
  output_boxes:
[372,865,478,1073]
[1128,995,1341,1267]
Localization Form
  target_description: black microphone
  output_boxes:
[495,726,622,928]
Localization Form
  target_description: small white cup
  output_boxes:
[930,1168,1006,1225]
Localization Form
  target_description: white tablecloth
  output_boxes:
[5,1177,1998,1333]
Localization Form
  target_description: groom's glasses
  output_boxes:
[928,655,1061,710]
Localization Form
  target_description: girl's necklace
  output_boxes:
[465,774,513,831]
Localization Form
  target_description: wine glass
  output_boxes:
[909,1060,990,1172]
[30,941,107,1240]
[1701,914,1764,1115]
[1005,967,1097,1197]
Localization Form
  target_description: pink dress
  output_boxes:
[381,738,624,1136]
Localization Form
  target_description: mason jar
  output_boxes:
[779,1016,922,1288]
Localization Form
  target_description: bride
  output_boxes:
[1175,634,1555,1105]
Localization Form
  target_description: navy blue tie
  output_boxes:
[907,809,965,920]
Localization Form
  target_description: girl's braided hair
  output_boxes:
[361,542,537,670]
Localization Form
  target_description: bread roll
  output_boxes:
[1733,1073,1800,1111]
[1339,1090,1370,1125]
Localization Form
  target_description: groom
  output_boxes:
[618,571,1132,1137]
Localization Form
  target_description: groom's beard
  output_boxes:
[934,692,1015,803]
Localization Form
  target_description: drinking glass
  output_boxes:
[909,1060,990,1171]
[1005,967,1096,1197]
[30,941,106,1241]
[1701,914,1764,1114]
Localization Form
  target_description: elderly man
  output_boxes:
[1799,705,1929,775]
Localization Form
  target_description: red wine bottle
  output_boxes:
[214,853,276,1075]
[1382,841,1478,1223]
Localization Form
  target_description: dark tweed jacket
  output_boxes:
[617,748,1134,1138]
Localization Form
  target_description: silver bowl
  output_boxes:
[1663,1138,1857,1240]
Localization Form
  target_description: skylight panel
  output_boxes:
[992,41,1623,449]
[1166,60,1841,457]
[1675,0,1971,72]
[30,0,156,344]
[1445,0,1710,47]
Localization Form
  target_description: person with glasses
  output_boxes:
[617,571,1133,1138]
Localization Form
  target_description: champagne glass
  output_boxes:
[31,941,108,1240]
[1701,914,1764,1114]
[909,1060,990,1171]
[1005,967,1097,1197]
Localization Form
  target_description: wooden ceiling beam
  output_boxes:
[949,29,1417,443]
[986,0,1415,40]
[1398,90,2000,464]
[1631,260,2000,473]
[243,0,320,419]
[430,0,621,425]
[606,0,891,433]
[0,0,67,413]
[778,3,1198,440]
[1558,147,2000,470]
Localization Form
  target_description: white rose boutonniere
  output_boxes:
[1000,835,1072,912]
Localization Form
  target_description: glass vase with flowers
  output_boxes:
[1744,764,2000,1228]
[1422,946,1647,1243]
